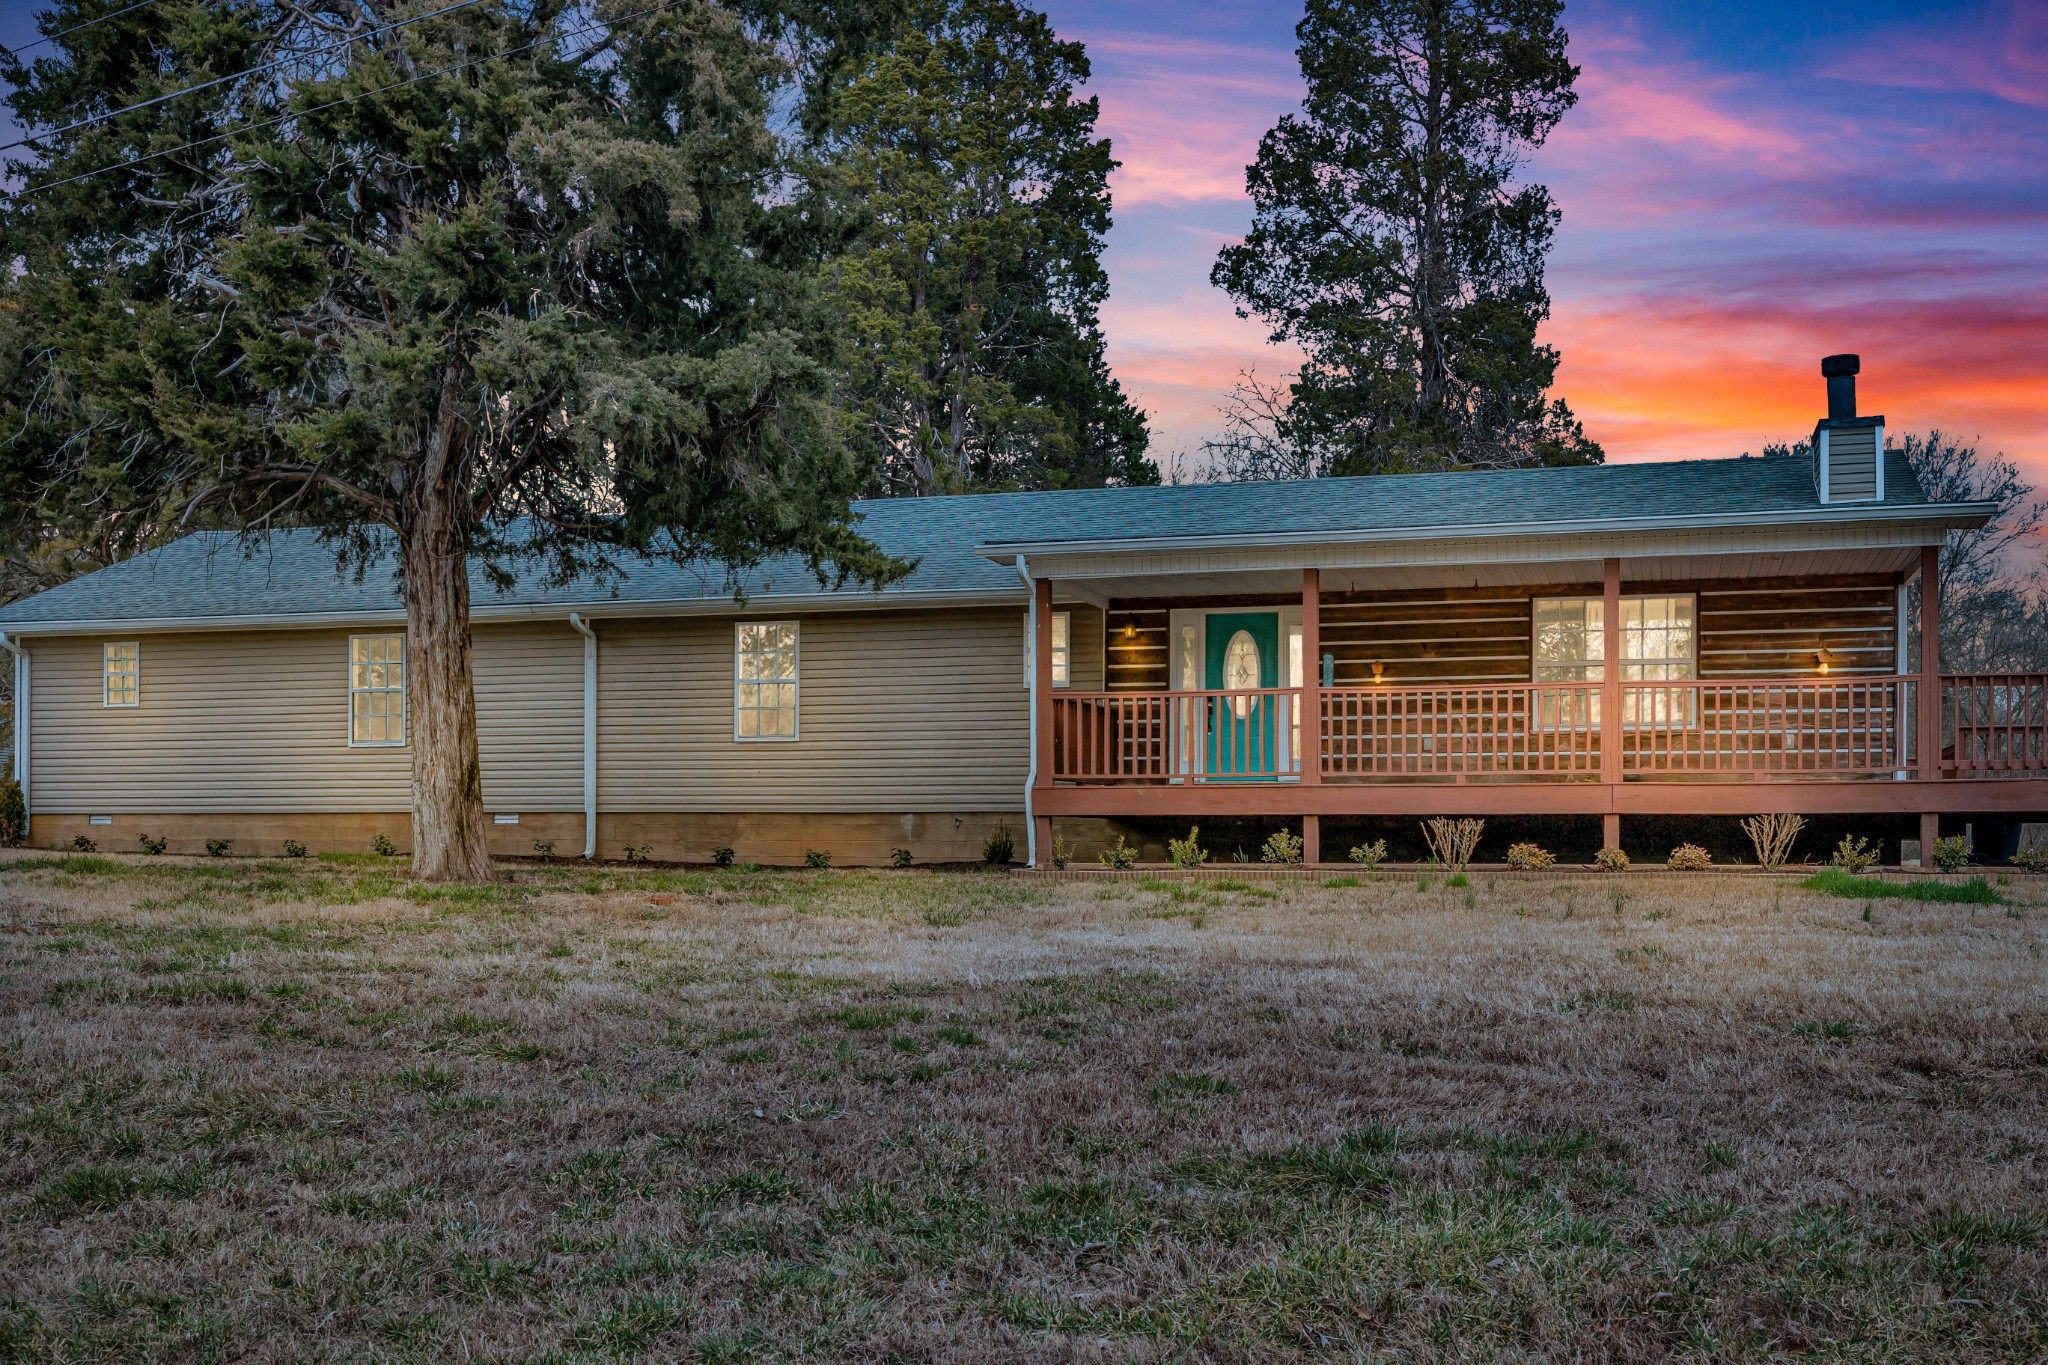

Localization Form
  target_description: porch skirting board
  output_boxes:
[27,810,1045,866]
[1035,779,2048,820]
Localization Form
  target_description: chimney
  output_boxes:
[1822,353,1858,421]
[1812,354,1883,503]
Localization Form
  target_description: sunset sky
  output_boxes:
[1037,0,2048,485]
[0,0,2039,488]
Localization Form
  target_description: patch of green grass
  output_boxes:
[1802,869,2002,903]
[1148,1070,1240,1109]
[829,1003,927,1031]
[934,1024,982,1047]
[1791,1017,1872,1042]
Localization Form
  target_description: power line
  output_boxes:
[2,0,171,60]
[22,0,694,196]
[0,0,494,157]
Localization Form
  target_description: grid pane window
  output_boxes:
[1531,595,1695,727]
[350,634,406,745]
[1051,612,1070,687]
[1620,594,1695,724]
[735,622,799,740]
[103,643,139,707]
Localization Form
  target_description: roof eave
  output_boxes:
[977,500,1998,561]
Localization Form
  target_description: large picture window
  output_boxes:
[349,634,406,745]
[736,621,799,740]
[1532,594,1696,725]
[103,642,139,707]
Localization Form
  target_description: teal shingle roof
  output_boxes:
[0,450,1936,628]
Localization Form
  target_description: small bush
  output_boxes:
[371,833,400,857]
[1099,834,1138,869]
[1667,843,1712,872]
[711,846,736,868]
[1741,813,1804,870]
[890,846,913,868]
[205,838,232,858]
[1930,835,1971,873]
[530,839,555,863]
[2015,845,2048,873]
[280,839,307,859]
[1595,846,1629,872]
[70,833,98,853]
[1167,826,1207,869]
[803,848,832,869]
[623,844,651,864]
[982,820,1014,865]
[1831,835,1879,874]
[1505,842,1554,871]
[137,833,168,856]
[0,778,25,846]
[1348,839,1388,868]
[1260,829,1304,864]
[1421,817,1483,873]
[1049,835,1072,870]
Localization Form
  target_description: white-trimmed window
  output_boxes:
[349,634,406,745]
[1051,611,1070,687]
[736,621,799,740]
[1532,595,1696,724]
[103,642,139,707]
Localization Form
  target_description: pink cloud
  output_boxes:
[1824,0,2048,110]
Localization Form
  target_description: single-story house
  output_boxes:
[1,357,2042,864]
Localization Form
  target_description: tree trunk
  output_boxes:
[400,507,493,882]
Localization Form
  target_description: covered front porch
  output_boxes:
[1018,547,2048,863]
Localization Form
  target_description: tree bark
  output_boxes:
[400,499,493,883]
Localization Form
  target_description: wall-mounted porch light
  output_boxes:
[1371,661,1386,684]
[1816,648,1834,675]
[1122,621,1138,640]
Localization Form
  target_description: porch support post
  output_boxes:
[1601,558,1622,786]
[1301,568,1321,786]
[1917,544,1941,783]
[1918,811,1939,867]
[1302,815,1321,865]
[1603,812,1621,852]
[1033,575,1055,866]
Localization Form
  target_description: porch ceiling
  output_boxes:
[1057,545,1920,601]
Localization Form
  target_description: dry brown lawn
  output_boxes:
[1,852,2044,1362]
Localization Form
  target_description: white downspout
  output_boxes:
[1013,555,1038,867]
[568,613,597,860]
[0,633,25,819]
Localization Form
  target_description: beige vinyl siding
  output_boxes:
[29,624,582,813]
[598,607,1027,811]
[1824,427,1879,501]
[1065,603,1106,691]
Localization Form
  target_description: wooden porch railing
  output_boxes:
[1044,675,2048,785]
[1048,688,1302,783]
[1618,678,1907,774]
[1321,682,1602,777]
[1946,673,2048,774]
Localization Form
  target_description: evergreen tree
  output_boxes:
[1212,0,1601,475]
[827,0,1152,494]
[0,0,903,880]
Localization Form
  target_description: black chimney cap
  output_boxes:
[1821,353,1860,378]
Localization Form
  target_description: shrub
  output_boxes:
[890,846,914,868]
[1050,835,1072,870]
[1099,834,1138,870]
[1930,835,1971,873]
[1167,826,1207,869]
[205,838,232,858]
[1505,841,1554,871]
[1595,846,1629,872]
[623,845,651,864]
[711,846,735,868]
[1741,813,1804,870]
[1348,839,1388,868]
[371,833,400,857]
[530,839,554,863]
[280,839,307,859]
[982,821,1014,865]
[137,833,168,856]
[803,848,833,868]
[1831,835,1879,875]
[1260,829,1304,864]
[70,833,97,853]
[1421,817,1483,873]
[2015,845,2048,873]
[0,778,25,846]
[1667,843,1712,872]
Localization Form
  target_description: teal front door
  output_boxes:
[1204,611,1279,777]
